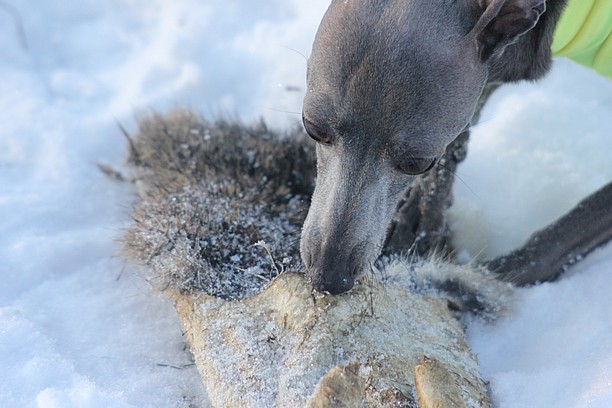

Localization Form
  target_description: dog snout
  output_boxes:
[309,271,355,295]
[303,241,370,295]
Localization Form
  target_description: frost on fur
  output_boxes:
[122,109,316,300]
[377,256,514,319]
[122,108,512,316]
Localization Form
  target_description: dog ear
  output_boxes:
[470,0,546,61]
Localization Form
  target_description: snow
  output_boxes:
[453,59,612,407]
[466,245,612,408]
[0,0,610,407]
[449,60,612,258]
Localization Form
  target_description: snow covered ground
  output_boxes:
[0,1,609,407]
[455,61,612,407]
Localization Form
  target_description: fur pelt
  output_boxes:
[122,109,316,300]
[122,109,511,316]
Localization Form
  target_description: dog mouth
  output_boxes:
[304,240,377,295]
[307,273,355,295]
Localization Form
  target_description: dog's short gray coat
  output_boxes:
[300,0,568,293]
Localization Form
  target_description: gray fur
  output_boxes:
[122,109,511,318]
[301,0,567,293]
[122,109,315,300]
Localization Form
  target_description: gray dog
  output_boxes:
[300,0,570,294]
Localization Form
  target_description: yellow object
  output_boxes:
[552,0,612,77]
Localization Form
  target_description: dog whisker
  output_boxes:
[274,44,308,63]
[435,161,482,202]
[263,106,302,115]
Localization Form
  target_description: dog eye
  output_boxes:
[397,157,437,175]
[302,115,333,145]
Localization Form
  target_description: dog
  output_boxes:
[299,0,574,294]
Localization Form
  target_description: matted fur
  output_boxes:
[122,109,316,300]
[121,108,512,317]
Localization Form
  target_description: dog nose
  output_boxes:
[397,157,437,175]
[311,273,355,295]
[303,246,360,295]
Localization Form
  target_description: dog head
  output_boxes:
[300,0,554,294]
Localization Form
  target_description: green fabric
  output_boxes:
[552,0,612,78]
